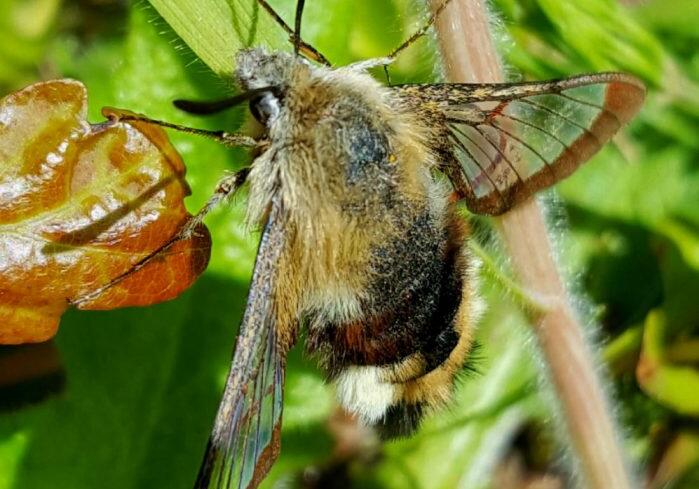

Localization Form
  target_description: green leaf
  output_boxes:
[0,0,61,89]
[535,0,665,84]
[148,0,287,75]
[637,310,699,416]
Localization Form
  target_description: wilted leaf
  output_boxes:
[0,79,211,344]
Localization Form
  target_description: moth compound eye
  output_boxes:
[249,92,280,125]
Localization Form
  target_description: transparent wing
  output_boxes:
[399,73,645,215]
[195,201,287,489]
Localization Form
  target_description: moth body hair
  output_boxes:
[334,365,397,424]
[237,48,479,436]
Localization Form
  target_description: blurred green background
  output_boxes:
[0,0,697,488]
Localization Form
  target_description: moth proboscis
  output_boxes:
[106,1,646,488]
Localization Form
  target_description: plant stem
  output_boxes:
[430,1,634,487]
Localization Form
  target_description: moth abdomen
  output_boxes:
[376,402,425,439]
[306,205,479,437]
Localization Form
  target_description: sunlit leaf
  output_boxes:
[0,79,211,344]
[148,0,287,75]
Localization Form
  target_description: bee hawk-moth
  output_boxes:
[105,1,645,487]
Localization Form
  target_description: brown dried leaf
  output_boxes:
[0,80,211,344]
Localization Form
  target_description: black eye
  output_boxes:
[249,92,280,125]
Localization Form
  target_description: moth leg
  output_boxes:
[293,0,306,55]
[344,56,395,86]
[102,109,260,149]
[180,168,251,239]
[72,168,250,307]
[256,0,331,66]
[372,0,453,84]
[386,0,454,61]
[346,56,395,72]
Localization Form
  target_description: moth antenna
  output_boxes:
[173,86,277,115]
[101,109,259,148]
[387,0,454,61]
[256,0,331,65]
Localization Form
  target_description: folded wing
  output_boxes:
[195,201,287,489]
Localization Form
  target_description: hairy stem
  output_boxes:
[430,0,634,487]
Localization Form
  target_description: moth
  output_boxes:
[107,0,646,487]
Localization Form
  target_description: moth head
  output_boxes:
[236,48,311,127]
[238,48,436,236]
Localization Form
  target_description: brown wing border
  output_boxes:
[394,73,645,215]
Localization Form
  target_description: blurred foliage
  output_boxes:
[0,0,697,488]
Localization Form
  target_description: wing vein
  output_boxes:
[472,125,526,184]
[517,98,603,147]
[450,123,524,191]
[447,129,504,198]
[559,93,623,129]
[488,119,556,179]
[495,112,569,152]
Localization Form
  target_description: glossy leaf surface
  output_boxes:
[0,80,211,344]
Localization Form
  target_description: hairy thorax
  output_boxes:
[245,61,441,323]
[241,53,479,434]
